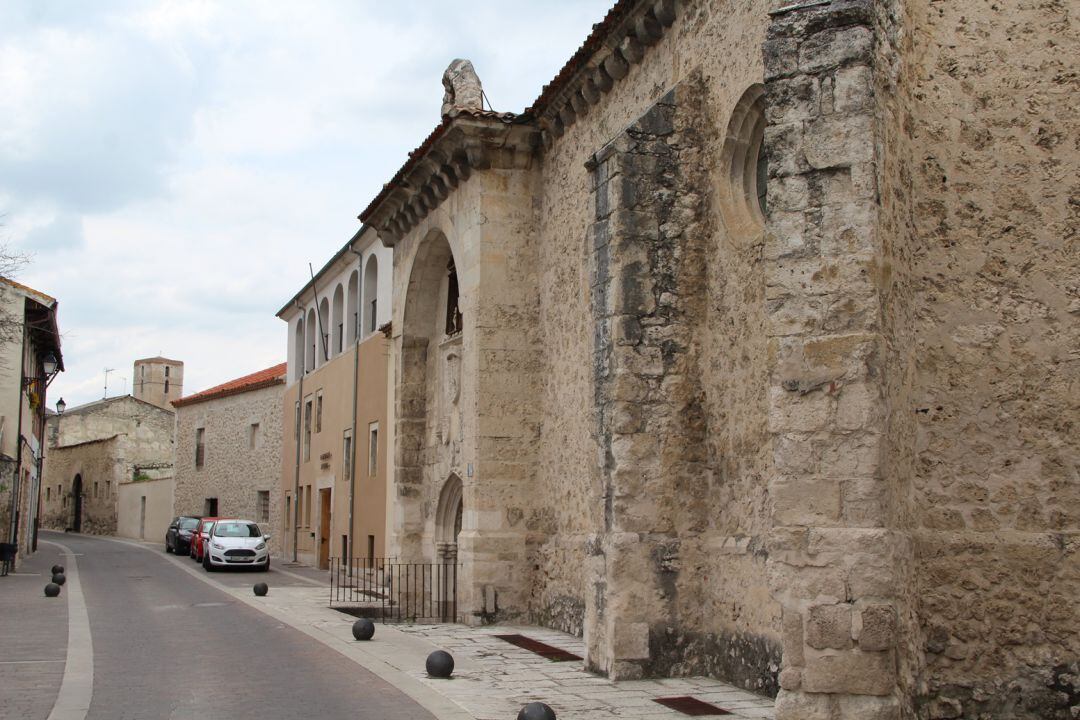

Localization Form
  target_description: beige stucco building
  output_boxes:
[41,394,175,538]
[277,227,393,570]
[0,278,62,566]
[172,364,286,555]
[331,1,1079,718]
[133,356,184,410]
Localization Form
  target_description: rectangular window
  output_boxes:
[257,490,270,522]
[341,535,348,561]
[94,482,99,498]
[164,379,170,394]
[343,431,352,482]
[249,422,260,450]
[46,487,50,501]
[285,494,292,529]
[369,299,377,334]
[165,366,170,378]
[204,497,218,516]
[368,423,379,476]
[303,399,312,462]
[195,427,205,468]
[367,535,375,561]
[315,391,323,433]
[304,485,312,527]
[105,480,111,497]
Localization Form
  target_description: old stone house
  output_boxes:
[0,277,62,566]
[346,1,1078,719]
[41,393,174,538]
[172,363,286,555]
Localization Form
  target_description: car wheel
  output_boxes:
[259,559,269,572]
[165,542,171,553]
[203,554,213,572]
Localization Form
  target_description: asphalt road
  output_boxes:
[40,531,435,720]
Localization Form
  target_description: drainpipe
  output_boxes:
[292,300,304,563]
[347,245,364,577]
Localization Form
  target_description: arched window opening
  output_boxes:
[435,474,463,562]
[719,84,767,233]
[305,308,317,373]
[331,284,344,356]
[362,255,379,336]
[293,317,305,381]
[346,271,359,345]
[318,298,330,365]
[444,259,462,337]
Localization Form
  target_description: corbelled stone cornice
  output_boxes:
[364,117,539,247]
[530,0,678,150]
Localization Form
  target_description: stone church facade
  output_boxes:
[357,1,1077,718]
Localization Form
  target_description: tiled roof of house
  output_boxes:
[358,108,520,223]
[171,363,286,408]
[0,276,56,305]
[525,0,636,115]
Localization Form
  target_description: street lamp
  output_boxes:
[56,398,66,416]
[41,352,58,377]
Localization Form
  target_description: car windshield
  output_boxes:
[200,524,214,534]
[179,518,199,530]
[213,522,261,538]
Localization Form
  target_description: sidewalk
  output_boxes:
[229,580,776,720]
[0,542,69,720]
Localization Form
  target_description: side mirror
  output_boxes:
[264,533,272,540]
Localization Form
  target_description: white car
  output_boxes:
[202,519,271,572]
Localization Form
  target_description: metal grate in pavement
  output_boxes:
[493,634,583,662]
[654,696,733,715]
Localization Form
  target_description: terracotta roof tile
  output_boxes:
[172,363,286,408]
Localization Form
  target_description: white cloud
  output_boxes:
[5,0,612,407]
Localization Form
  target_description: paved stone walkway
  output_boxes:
[395,624,776,720]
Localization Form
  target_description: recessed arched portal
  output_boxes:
[396,228,462,561]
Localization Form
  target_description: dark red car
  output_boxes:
[189,517,220,561]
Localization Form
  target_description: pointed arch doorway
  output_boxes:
[71,474,83,532]
[434,474,462,562]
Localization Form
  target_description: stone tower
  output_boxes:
[132,357,183,410]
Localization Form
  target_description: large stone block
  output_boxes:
[801,649,895,695]
[773,475,841,526]
[774,689,832,720]
[799,26,873,74]
[806,603,853,650]
[803,115,874,170]
[856,604,895,652]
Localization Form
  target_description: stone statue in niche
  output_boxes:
[441,351,461,447]
[441,59,484,117]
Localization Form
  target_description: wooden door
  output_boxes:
[318,489,331,570]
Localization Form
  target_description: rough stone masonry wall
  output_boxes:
[531,0,780,685]
[174,384,284,554]
[876,1,1080,718]
[40,437,124,535]
[763,1,914,718]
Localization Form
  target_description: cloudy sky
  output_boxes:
[1,0,611,409]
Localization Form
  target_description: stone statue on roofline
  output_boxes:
[441,59,484,117]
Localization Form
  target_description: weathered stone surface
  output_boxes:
[806,603,852,650]
[441,58,484,116]
[801,650,895,695]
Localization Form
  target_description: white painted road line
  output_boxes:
[41,540,94,720]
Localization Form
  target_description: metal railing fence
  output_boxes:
[329,557,459,623]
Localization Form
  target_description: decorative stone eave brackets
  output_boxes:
[537,0,677,150]
[368,118,540,247]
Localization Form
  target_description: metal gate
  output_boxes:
[329,557,459,623]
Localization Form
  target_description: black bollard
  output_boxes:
[51,573,66,586]
[253,582,269,597]
[425,650,454,678]
[52,565,64,575]
[44,583,61,598]
[352,618,375,641]
[517,702,557,720]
